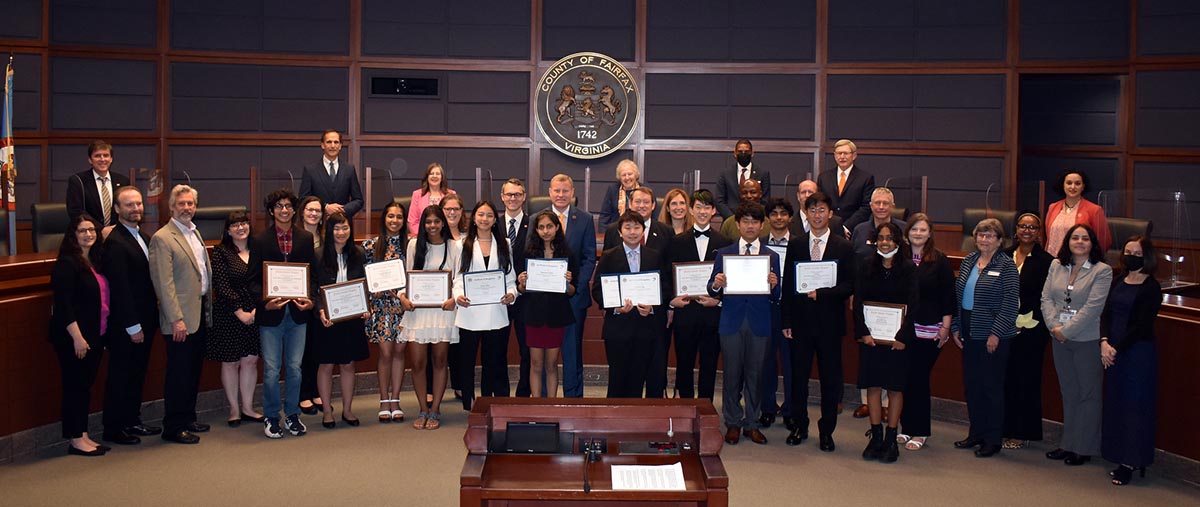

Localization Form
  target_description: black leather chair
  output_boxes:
[192,206,248,242]
[526,195,577,213]
[960,208,1017,252]
[391,195,412,212]
[891,207,908,222]
[1106,217,1153,266]
[31,203,70,253]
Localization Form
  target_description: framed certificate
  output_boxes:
[766,244,787,259]
[673,262,714,298]
[320,278,369,323]
[364,258,406,292]
[263,261,310,300]
[863,301,907,343]
[794,260,837,293]
[406,270,451,308]
[722,255,771,295]
[599,274,623,308]
[463,269,507,305]
[524,258,568,293]
[619,270,662,306]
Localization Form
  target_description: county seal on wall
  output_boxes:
[535,52,640,160]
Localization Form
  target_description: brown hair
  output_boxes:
[420,162,449,196]
[658,188,694,231]
[905,213,944,264]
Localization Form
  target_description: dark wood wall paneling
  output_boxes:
[827,0,1007,62]
[360,70,529,136]
[646,0,816,62]
[171,62,349,133]
[171,0,350,55]
[361,0,530,59]
[360,147,529,207]
[542,0,636,61]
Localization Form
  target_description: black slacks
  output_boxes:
[102,326,154,433]
[789,332,843,435]
[899,337,942,437]
[299,321,320,402]
[1003,326,1049,441]
[458,327,511,402]
[605,335,655,398]
[52,337,103,439]
[510,307,533,397]
[645,324,672,399]
[963,335,1012,446]
[672,314,720,400]
[163,323,207,434]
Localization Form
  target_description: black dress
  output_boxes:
[854,258,917,392]
[1003,245,1054,441]
[519,249,579,329]
[314,246,370,365]
[1101,275,1161,468]
[206,244,261,362]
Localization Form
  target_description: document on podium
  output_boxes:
[610,462,686,491]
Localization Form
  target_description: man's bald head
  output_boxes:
[739,178,763,204]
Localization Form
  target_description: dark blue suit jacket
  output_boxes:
[540,205,596,311]
[299,161,364,218]
[707,241,781,336]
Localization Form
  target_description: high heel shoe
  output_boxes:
[341,415,360,427]
[378,400,392,423]
[1111,465,1144,486]
[954,436,983,449]
[1063,453,1091,466]
[1046,448,1069,460]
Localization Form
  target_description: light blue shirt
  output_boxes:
[962,264,981,311]
[623,244,641,273]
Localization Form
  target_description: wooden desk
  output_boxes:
[461,398,729,507]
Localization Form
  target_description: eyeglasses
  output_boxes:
[975,233,998,240]
[807,207,829,214]
[273,203,294,210]
[502,192,525,199]
[1017,224,1040,231]
[77,227,97,234]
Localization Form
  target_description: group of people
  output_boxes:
[50,136,1161,487]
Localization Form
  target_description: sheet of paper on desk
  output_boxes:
[610,462,685,491]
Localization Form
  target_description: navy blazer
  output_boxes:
[539,205,596,311]
[102,224,158,337]
[953,251,1020,340]
[715,165,771,218]
[66,169,129,226]
[598,182,660,231]
[299,162,365,218]
[602,219,673,258]
[816,165,875,232]
[706,241,781,336]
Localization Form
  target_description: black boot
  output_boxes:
[862,424,884,460]
[881,426,900,463]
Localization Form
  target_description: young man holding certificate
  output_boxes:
[592,210,669,398]
[707,202,781,445]
[780,191,856,451]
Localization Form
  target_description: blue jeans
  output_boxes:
[260,307,307,420]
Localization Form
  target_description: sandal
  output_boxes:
[378,400,392,423]
[413,412,428,430]
[390,401,405,422]
[896,433,912,444]
[905,436,926,451]
[425,412,441,430]
[1002,438,1025,449]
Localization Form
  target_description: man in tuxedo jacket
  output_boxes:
[789,179,843,237]
[149,185,212,445]
[298,130,364,219]
[101,186,162,445]
[780,191,856,452]
[715,139,771,219]
[500,178,535,397]
[542,174,596,398]
[592,210,670,398]
[817,139,875,235]
[66,140,129,227]
[667,189,730,400]
[708,201,781,445]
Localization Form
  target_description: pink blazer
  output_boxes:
[407,187,456,236]
[1046,198,1111,253]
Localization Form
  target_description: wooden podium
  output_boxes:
[461,397,729,507]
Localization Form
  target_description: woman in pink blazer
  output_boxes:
[408,162,456,236]
[1045,169,1110,256]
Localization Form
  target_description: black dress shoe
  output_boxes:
[758,413,776,428]
[240,413,265,423]
[321,417,336,429]
[162,431,200,444]
[818,433,835,452]
[1063,453,1091,466]
[785,428,808,446]
[67,445,106,457]
[300,402,318,415]
[1045,448,1069,460]
[103,431,141,445]
[975,444,1002,457]
[954,436,984,449]
[186,422,210,433]
[97,444,112,452]
[783,417,799,432]
[125,424,162,436]
[341,416,361,427]
[227,418,242,428]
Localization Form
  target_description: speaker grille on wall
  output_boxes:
[370,77,439,97]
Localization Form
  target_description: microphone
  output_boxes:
[667,418,674,439]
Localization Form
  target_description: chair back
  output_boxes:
[192,206,248,242]
[961,208,1018,251]
[1106,217,1153,265]
[31,203,70,253]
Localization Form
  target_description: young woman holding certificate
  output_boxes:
[853,222,917,463]
[399,205,461,429]
[516,210,578,398]
[314,213,369,429]
[455,201,518,411]
[362,202,409,423]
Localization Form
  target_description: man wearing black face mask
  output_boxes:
[716,139,771,219]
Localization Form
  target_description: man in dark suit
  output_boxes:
[817,139,875,235]
[247,188,319,439]
[708,201,781,445]
[667,189,730,400]
[298,130,364,219]
[66,140,129,227]
[101,186,162,445]
[542,174,596,398]
[592,210,670,398]
[759,198,797,431]
[715,139,771,218]
[781,191,856,452]
[789,179,843,237]
[500,178,535,397]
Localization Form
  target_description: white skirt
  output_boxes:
[399,307,460,344]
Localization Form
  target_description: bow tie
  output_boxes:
[693,229,710,238]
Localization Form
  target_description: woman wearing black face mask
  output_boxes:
[1099,235,1161,486]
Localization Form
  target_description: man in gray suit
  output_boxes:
[299,129,364,218]
[149,184,213,444]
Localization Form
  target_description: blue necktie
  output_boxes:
[627,249,639,272]
[508,218,517,245]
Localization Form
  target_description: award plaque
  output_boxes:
[863,301,907,343]
[672,262,714,298]
[263,261,310,300]
[320,278,369,323]
[364,258,406,292]
[406,270,452,308]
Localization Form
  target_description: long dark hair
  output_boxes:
[525,210,571,260]
[413,204,450,271]
[373,201,408,262]
[863,222,910,277]
[219,210,251,251]
[322,212,362,274]
[298,195,324,236]
[461,200,512,273]
[1055,223,1105,266]
[59,214,104,269]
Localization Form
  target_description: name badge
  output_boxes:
[1058,310,1077,324]
[987,271,1000,277]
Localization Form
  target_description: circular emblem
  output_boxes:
[332,308,341,315]
[413,294,421,301]
[801,282,809,290]
[272,285,279,292]
[681,285,688,292]
[535,52,641,160]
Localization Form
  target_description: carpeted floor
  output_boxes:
[2,386,1197,506]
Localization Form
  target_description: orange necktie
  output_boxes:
[837,171,847,196]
